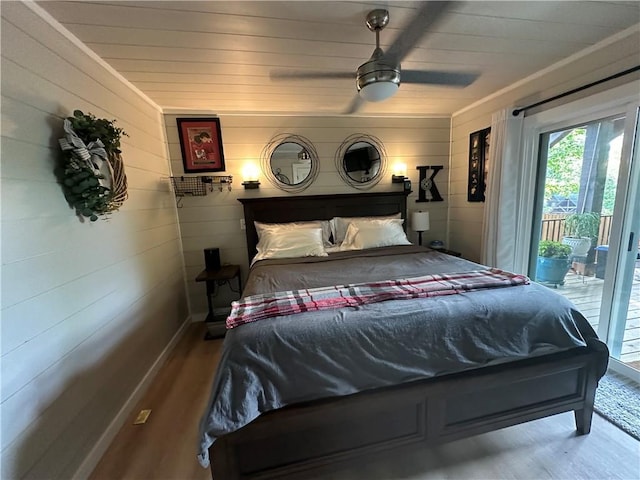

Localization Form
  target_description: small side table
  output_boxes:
[195,264,242,340]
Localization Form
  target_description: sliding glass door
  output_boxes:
[601,110,640,372]
[529,102,640,378]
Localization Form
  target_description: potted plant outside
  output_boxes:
[562,212,600,257]
[536,240,573,286]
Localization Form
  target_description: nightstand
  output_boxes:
[436,248,462,258]
[195,264,242,340]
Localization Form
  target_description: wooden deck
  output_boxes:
[552,266,640,368]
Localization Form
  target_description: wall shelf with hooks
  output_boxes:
[170,175,233,207]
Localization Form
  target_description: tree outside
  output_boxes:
[544,126,621,215]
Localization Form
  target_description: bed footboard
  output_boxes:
[210,347,604,480]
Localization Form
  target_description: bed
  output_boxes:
[199,191,608,480]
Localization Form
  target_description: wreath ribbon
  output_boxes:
[59,118,108,168]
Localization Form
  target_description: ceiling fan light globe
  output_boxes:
[356,62,400,102]
[359,81,399,102]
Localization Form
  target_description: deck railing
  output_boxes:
[540,213,613,246]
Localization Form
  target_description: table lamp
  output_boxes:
[411,210,430,246]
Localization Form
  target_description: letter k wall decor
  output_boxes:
[416,166,444,202]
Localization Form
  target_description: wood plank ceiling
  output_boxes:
[38,1,640,116]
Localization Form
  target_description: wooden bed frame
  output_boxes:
[209,191,608,480]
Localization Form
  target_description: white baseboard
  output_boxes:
[72,316,192,479]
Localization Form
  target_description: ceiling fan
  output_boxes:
[270,2,479,113]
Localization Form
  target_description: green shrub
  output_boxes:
[538,240,572,259]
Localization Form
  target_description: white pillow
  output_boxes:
[255,220,333,247]
[330,213,402,245]
[253,227,328,264]
[339,220,411,251]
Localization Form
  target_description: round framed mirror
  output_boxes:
[335,134,387,189]
[261,134,319,193]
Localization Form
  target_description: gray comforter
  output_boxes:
[198,246,601,466]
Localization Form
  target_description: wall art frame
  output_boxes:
[467,127,491,202]
[177,117,226,173]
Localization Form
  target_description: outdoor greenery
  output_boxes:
[56,110,128,221]
[545,128,585,208]
[545,127,619,215]
[563,212,601,240]
[538,240,572,259]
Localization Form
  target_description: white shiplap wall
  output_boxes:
[164,114,451,316]
[449,27,640,263]
[1,3,188,479]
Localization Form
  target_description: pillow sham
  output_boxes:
[330,213,402,245]
[255,220,333,247]
[253,227,328,264]
[339,220,411,251]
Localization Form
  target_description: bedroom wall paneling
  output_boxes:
[1,3,188,479]
[449,26,640,263]
[163,114,451,319]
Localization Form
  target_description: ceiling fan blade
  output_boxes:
[383,1,455,66]
[402,70,479,86]
[270,70,354,81]
[343,95,365,115]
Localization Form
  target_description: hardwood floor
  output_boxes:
[89,323,220,480]
[90,323,640,480]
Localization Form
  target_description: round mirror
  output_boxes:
[261,134,319,193]
[335,134,386,189]
[270,142,311,185]
[343,142,380,183]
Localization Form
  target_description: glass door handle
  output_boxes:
[628,232,635,252]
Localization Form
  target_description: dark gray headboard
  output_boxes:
[238,191,409,262]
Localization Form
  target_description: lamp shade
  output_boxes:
[392,162,407,177]
[412,211,430,232]
[242,163,260,182]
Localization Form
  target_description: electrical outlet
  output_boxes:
[133,409,152,425]
[240,219,246,230]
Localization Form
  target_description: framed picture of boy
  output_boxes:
[176,117,226,173]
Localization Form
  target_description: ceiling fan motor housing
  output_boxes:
[356,60,400,101]
[357,45,400,101]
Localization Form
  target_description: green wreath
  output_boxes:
[57,110,129,221]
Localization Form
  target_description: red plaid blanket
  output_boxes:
[226,268,529,329]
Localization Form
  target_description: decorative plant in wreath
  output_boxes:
[56,110,129,221]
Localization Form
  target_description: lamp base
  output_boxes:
[242,181,260,189]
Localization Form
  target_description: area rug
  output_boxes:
[594,372,640,440]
